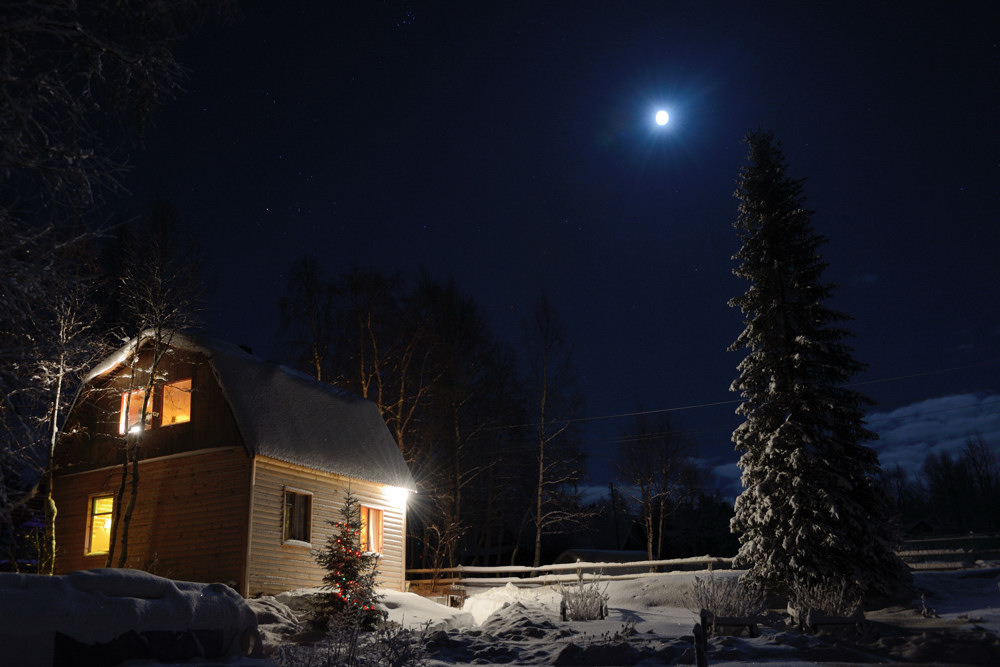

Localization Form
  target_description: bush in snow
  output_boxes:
[685,572,766,618]
[558,572,609,621]
[789,578,861,618]
[274,610,427,667]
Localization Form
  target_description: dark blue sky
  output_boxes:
[113,1,1000,494]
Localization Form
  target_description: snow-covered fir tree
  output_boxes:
[313,489,382,630]
[728,130,909,602]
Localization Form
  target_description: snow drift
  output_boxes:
[0,568,261,666]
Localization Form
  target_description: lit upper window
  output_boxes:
[87,495,114,554]
[360,506,383,553]
[118,378,192,433]
[119,388,148,434]
[162,378,191,426]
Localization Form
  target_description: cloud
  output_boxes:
[713,392,1000,500]
[586,393,1000,506]
[866,392,1000,481]
[712,461,742,502]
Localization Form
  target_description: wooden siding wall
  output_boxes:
[53,447,251,593]
[248,457,407,596]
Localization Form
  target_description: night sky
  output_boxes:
[111,1,1000,497]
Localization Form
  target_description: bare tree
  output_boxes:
[0,231,102,572]
[329,268,443,471]
[1,0,236,222]
[37,275,103,573]
[278,257,337,382]
[279,262,441,473]
[876,463,924,528]
[105,203,201,568]
[616,412,699,560]
[922,449,972,531]
[962,434,999,515]
[408,277,497,567]
[523,295,588,568]
[465,344,529,566]
[278,267,534,568]
[921,434,1000,532]
[0,0,232,569]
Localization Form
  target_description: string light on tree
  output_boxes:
[312,490,382,627]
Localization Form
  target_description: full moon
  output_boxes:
[655,110,669,126]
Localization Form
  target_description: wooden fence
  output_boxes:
[407,556,733,595]
[898,532,1000,570]
[407,534,1000,594]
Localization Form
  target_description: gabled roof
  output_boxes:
[90,331,415,490]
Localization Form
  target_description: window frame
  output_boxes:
[161,378,192,427]
[86,493,114,555]
[359,505,384,554]
[118,387,149,435]
[117,377,193,434]
[282,488,313,546]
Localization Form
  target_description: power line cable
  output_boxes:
[483,359,999,434]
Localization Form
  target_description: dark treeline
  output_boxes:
[275,258,741,570]
[879,434,1000,535]
[277,258,593,569]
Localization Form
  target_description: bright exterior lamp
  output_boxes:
[386,486,410,508]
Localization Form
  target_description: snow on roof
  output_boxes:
[94,331,415,490]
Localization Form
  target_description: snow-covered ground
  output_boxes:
[2,567,997,665]
[254,567,1000,666]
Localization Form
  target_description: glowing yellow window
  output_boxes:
[118,388,148,434]
[162,378,192,426]
[87,495,114,554]
[360,506,383,553]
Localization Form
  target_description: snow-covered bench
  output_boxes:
[699,608,763,637]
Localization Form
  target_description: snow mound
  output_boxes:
[0,569,262,666]
[463,581,562,625]
[248,586,473,639]
[381,588,475,631]
[479,600,563,639]
[246,595,304,649]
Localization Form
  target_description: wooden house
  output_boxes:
[52,331,415,596]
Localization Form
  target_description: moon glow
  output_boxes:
[655,110,669,126]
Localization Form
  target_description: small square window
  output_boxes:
[87,495,114,554]
[360,506,383,553]
[162,378,191,426]
[283,490,311,543]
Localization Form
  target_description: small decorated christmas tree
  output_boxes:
[313,489,381,630]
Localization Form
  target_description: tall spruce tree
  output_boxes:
[728,130,908,602]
